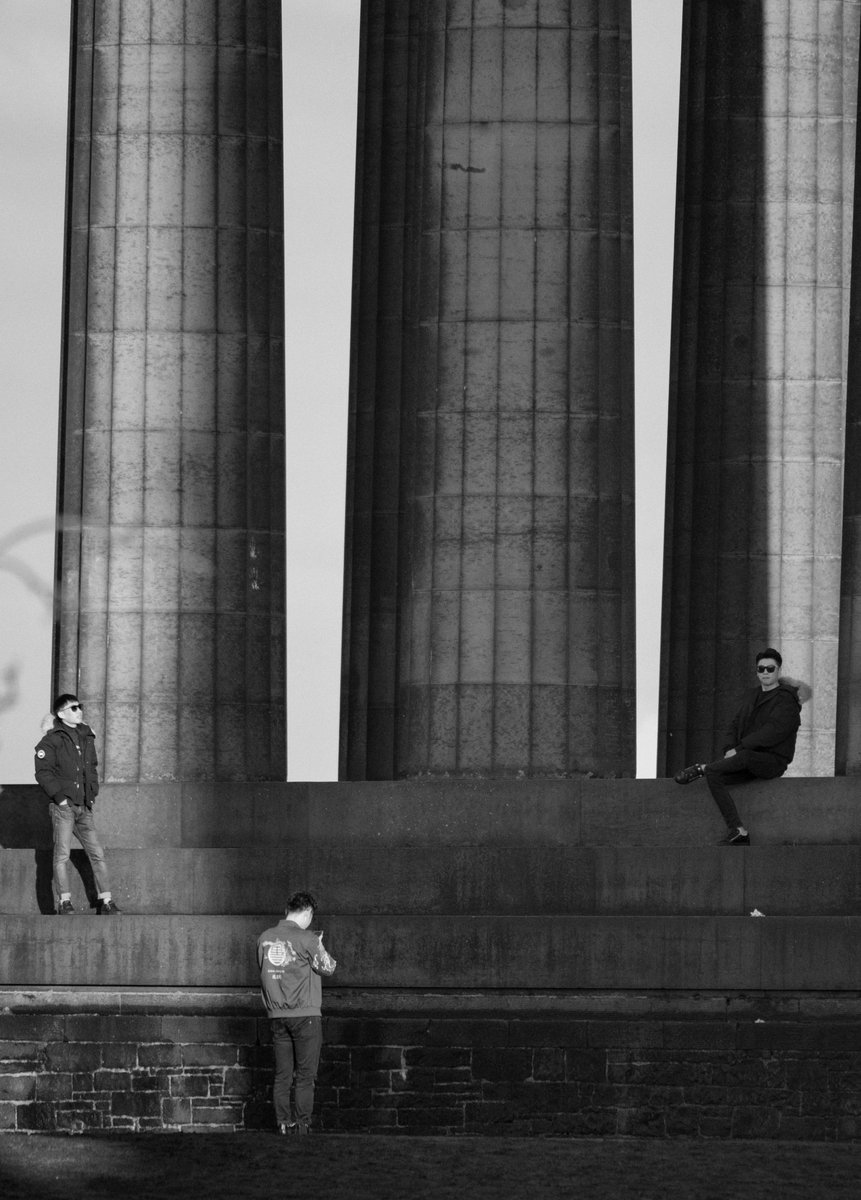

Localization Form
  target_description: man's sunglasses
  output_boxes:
[63,703,83,712]
[756,665,776,674]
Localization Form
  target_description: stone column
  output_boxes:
[341,0,636,779]
[339,1,418,781]
[837,97,861,774]
[660,0,858,776]
[54,0,285,782]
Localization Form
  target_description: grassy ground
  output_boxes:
[0,1135,859,1200]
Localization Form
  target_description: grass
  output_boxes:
[0,1134,860,1200]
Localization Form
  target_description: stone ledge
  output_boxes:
[4,915,861,990]
[3,986,861,1019]
[3,778,858,849]
[3,844,860,916]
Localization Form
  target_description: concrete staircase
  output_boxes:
[1,777,859,991]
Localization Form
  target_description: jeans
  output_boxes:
[704,749,786,829]
[271,1015,323,1126]
[50,803,110,897]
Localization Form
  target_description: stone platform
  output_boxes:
[0,778,859,1135]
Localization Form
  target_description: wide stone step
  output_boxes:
[2,777,859,848]
[2,845,860,916]
[2,914,860,990]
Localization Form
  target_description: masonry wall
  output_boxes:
[2,997,861,1139]
[4,778,859,1138]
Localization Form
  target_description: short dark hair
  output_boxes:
[756,648,782,668]
[52,693,79,715]
[286,892,317,916]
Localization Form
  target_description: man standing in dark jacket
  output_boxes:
[674,648,802,845]
[34,693,121,914]
[258,891,336,1134]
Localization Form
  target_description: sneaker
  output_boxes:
[293,1122,311,1135]
[278,1122,296,1135]
[57,900,75,915]
[674,763,704,785]
[99,899,121,914]
[717,828,750,846]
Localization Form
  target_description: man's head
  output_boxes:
[755,648,781,690]
[285,891,317,928]
[53,693,84,727]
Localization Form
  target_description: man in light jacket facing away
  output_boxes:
[257,891,337,1134]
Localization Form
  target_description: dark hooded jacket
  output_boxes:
[722,681,801,764]
[34,719,100,807]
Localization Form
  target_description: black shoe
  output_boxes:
[717,828,750,846]
[674,763,704,784]
[99,899,121,914]
[293,1122,311,1135]
[57,900,75,915]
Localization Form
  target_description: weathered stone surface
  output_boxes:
[661,1,860,776]
[55,0,286,782]
[3,912,861,991]
[4,839,861,918]
[341,0,635,779]
[5,776,861,858]
[2,996,861,1137]
[838,7,861,774]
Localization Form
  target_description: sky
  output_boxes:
[0,0,681,783]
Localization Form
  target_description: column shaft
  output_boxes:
[342,0,636,779]
[837,44,861,773]
[55,0,286,781]
[340,0,418,780]
[660,0,858,775]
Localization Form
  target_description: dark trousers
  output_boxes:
[271,1015,323,1126]
[704,749,786,829]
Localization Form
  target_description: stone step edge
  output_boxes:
[6,916,861,990]
[3,986,861,1020]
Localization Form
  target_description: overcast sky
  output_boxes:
[0,0,681,783]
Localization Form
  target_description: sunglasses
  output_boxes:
[756,665,776,674]
[63,703,83,712]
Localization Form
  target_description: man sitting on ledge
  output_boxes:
[674,647,801,846]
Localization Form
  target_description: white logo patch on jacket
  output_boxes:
[263,939,297,967]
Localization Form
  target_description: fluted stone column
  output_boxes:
[54,0,285,781]
[341,0,636,779]
[660,0,858,776]
[838,107,861,774]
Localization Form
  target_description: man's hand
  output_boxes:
[724,748,737,758]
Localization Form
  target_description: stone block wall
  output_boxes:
[2,997,861,1139]
[0,1012,259,1133]
[316,1013,861,1139]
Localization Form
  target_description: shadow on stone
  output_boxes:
[0,787,98,913]
[35,848,54,913]
[0,785,52,848]
[72,850,98,909]
[33,847,98,914]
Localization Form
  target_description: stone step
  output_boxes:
[3,845,860,916]
[2,914,860,990]
[2,777,859,848]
